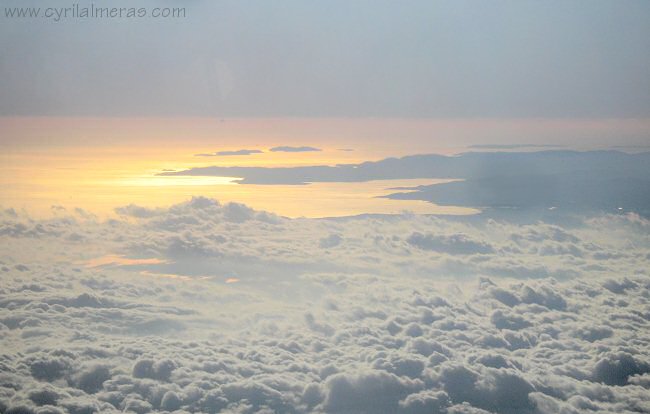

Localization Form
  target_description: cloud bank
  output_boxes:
[0,199,649,413]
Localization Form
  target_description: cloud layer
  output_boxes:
[0,199,649,413]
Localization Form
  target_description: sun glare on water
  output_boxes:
[0,118,483,218]
[116,175,242,187]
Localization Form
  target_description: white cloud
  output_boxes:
[0,199,649,412]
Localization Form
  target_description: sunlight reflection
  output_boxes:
[116,175,241,187]
[85,255,167,268]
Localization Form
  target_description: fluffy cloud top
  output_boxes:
[0,199,649,413]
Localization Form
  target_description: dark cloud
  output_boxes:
[196,149,264,157]
[73,365,112,394]
[269,146,322,153]
[467,144,564,150]
[592,353,650,386]
[132,359,177,382]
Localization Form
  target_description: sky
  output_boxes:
[0,0,649,118]
[2,0,650,217]
[1,2,650,413]
[2,0,649,216]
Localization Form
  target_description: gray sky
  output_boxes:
[1,0,649,117]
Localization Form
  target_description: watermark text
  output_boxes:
[4,3,186,21]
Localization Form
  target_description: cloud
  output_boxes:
[434,364,538,414]
[322,371,423,413]
[407,232,495,255]
[73,364,112,394]
[319,234,342,249]
[132,359,177,382]
[0,200,649,413]
[114,204,160,218]
[467,144,564,150]
[269,146,322,153]
[195,149,264,156]
[592,353,650,386]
